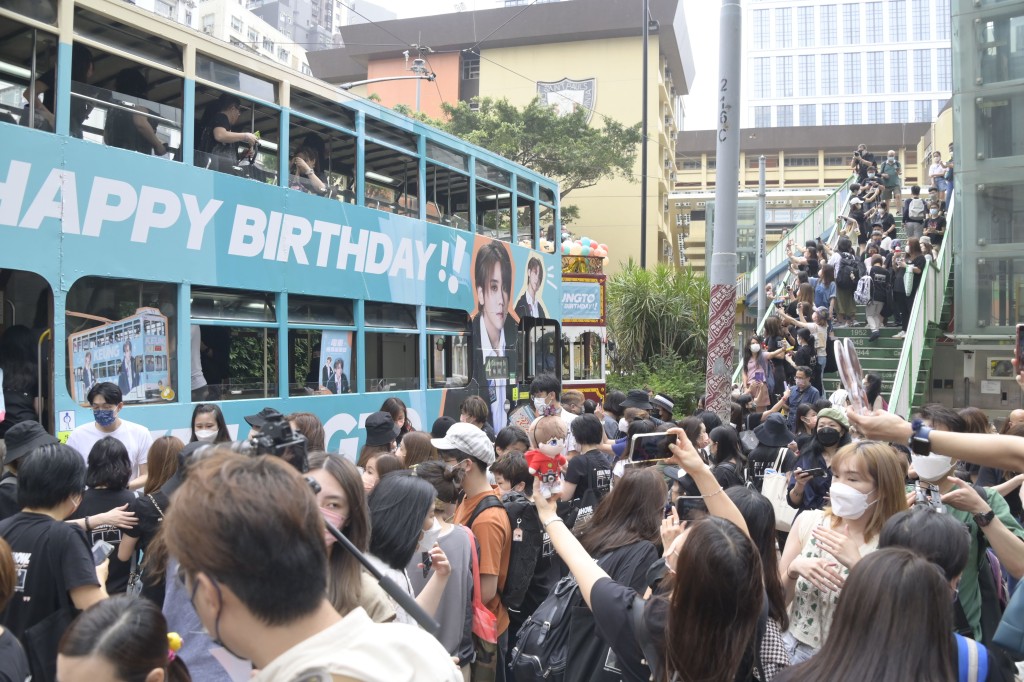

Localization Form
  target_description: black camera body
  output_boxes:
[238,413,309,472]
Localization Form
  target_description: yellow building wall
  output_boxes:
[478,37,670,273]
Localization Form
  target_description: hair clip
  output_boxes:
[167,632,183,662]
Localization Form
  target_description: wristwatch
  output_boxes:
[974,510,995,528]
[910,419,933,456]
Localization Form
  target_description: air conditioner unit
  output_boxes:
[801,199,817,205]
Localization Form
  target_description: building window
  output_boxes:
[820,4,837,45]
[913,49,931,91]
[891,100,908,123]
[915,100,933,122]
[785,154,818,167]
[798,104,815,126]
[754,9,770,49]
[889,0,906,42]
[247,28,258,43]
[891,50,907,93]
[776,56,793,97]
[230,15,242,32]
[911,0,930,39]
[821,54,838,95]
[185,10,192,25]
[202,13,214,33]
[754,57,771,98]
[798,55,815,96]
[867,52,885,93]
[935,0,950,39]
[680,159,702,170]
[845,102,862,124]
[278,48,290,62]
[844,52,861,94]
[777,105,793,127]
[825,155,850,166]
[865,1,883,32]
[263,37,274,52]
[462,55,479,80]
[937,48,951,90]
[822,103,839,126]
[754,106,771,128]
[776,7,792,48]
[842,3,860,43]
[868,101,886,123]
[798,6,815,47]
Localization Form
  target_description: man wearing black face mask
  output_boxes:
[787,407,851,515]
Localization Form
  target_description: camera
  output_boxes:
[913,482,945,511]
[231,412,309,472]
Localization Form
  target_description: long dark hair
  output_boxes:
[663,517,764,682]
[709,425,744,467]
[725,488,788,629]
[189,403,230,443]
[59,595,192,682]
[577,467,662,556]
[308,452,371,615]
[85,437,131,490]
[380,396,414,436]
[776,548,954,682]
[367,470,435,569]
[863,374,883,409]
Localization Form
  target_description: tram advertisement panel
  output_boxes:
[69,308,171,404]
[318,331,354,395]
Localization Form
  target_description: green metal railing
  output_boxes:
[888,193,955,417]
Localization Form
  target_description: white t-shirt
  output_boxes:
[66,419,153,479]
[251,607,462,682]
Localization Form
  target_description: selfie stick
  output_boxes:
[305,478,440,636]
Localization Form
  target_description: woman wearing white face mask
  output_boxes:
[780,441,907,664]
[366,470,452,626]
[189,403,230,444]
[742,335,772,412]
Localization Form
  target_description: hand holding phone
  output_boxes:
[629,432,678,464]
[91,540,114,566]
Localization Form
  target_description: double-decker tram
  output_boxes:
[0,0,563,456]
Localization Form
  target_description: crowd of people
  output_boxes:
[2,367,1024,681]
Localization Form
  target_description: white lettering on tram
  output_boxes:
[0,160,459,286]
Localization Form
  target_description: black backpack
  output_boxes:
[561,451,612,535]
[508,573,582,681]
[468,492,543,611]
[836,252,863,291]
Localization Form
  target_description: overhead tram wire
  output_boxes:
[465,0,545,54]
[336,0,417,48]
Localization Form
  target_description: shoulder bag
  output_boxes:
[762,448,797,532]
[463,525,497,644]
[127,494,165,598]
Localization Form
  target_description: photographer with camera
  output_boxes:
[164,450,461,682]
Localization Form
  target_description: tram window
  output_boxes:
[476,160,511,189]
[287,329,357,397]
[289,90,356,133]
[539,205,557,244]
[195,54,277,104]
[15,37,91,138]
[540,186,556,205]
[516,196,536,247]
[365,143,419,217]
[218,328,279,401]
[425,163,470,229]
[426,142,468,172]
[573,331,603,381]
[0,269,54,432]
[194,86,278,184]
[476,181,513,242]
[522,320,560,382]
[288,295,354,326]
[3,0,58,24]
[366,332,419,392]
[191,287,275,322]
[73,8,184,71]
[65,277,177,406]
[288,116,356,201]
[517,177,534,196]
[365,302,416,329]
[364,118,417,154]
[75,47,183,160]
[426,307,469,389]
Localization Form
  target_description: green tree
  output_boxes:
[606,261,710,413]
[396,97,642,223]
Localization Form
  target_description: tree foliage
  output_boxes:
[606,261,710,412]
[395,97,642,213]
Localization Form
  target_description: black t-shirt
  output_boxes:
[0,512,98,639]
[0,389,36,438]
[0,627,30,682]
[123,490,168,554]
[589,577,656,682]
[566,541,659,682]
[911,255,927,294]
[870,265,891,302]
[713,460,746,490]
[564,450,613,502]
[68,488,137,594]
[747,444,797,492]
[0,476,18,523]
[198,112,232,154]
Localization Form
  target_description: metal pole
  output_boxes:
[640,0,649,269]
[704,0,742,422]
[416,77,421,113]
[757,155,767,321]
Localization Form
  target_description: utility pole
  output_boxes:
[639,0,650,269]
[407,45,432,113]
[704,0,742,422]
[757,155,767,321]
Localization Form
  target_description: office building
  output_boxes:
[744,0,952,128]
[308,0,694,272]
[196,0,309,71]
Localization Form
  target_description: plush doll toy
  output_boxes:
[525,412,568,499]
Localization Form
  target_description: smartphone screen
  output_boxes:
[91,540,114,566]
[629,433,678,463]
[1016,324,1024,372]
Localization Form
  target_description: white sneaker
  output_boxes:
[894,331,906,339]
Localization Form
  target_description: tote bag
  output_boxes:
[762,448,797,532]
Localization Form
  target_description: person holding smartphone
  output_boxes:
[787,408,853,515]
